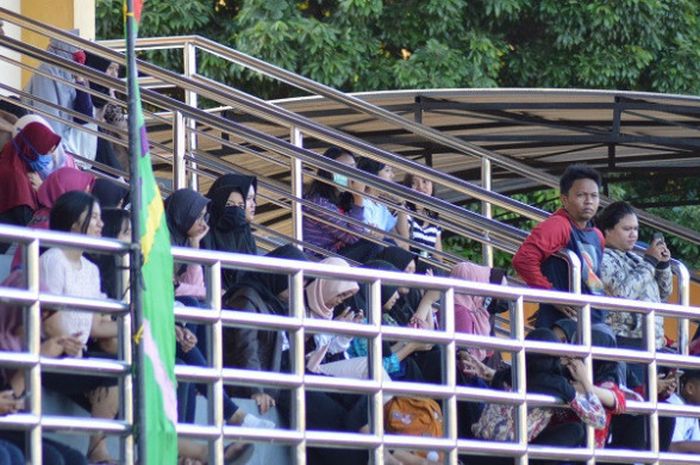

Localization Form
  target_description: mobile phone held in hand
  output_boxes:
[652,232,665,245]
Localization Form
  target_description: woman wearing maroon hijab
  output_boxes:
[0,122,61,227]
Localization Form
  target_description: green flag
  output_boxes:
[125,1,178,463]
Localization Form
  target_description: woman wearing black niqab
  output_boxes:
[202,173,258,289]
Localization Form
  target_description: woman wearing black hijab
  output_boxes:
[164,188,275,430]
[373,246,420,324]
[91,178,128,209]
[525,328,606,447]
[343,260,432,383]
[202,173,258,289]
[222,244,307,414]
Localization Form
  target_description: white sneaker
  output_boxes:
[241,413,275,429]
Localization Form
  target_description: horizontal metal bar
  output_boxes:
[0,223,128,252]
[39,357,129,376]
[0,414,130,434]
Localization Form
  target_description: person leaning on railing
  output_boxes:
[9,167,95,271]
[345,260,436,383]
[472,328,606,452]
[512,164,607,329]
[165,188,274,431]
[38,191,119,464]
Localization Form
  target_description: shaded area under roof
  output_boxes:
[148,88,700,240]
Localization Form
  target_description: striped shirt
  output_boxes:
[407,214,441,256]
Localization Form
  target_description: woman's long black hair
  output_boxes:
[49,191,98,234]
[304,146,355,211]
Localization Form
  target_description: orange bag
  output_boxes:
[384,396,444,460]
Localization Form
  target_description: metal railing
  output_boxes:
[0,11,696,463]
[0,224,132,465]
[0,0,693,354]
[0,13,692,278]
[95,33,700,250]
[2,221,700,464]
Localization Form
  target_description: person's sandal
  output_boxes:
[223,442,254,465]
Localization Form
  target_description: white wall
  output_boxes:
[0,0,22,96]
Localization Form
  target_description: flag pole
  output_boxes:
[125,0,146,463]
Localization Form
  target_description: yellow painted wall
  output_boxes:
[20,0,95,86]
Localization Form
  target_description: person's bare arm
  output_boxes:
[669,441,700,453]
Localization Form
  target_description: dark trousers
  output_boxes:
[278,389,369,465]
[175,296,239,423]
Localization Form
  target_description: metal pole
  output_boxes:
[125,1,145,462]
[173,111,187,190]
[481,158,493,267]
[183,41,198,190]
[290,127,304,245]
[644,308,659,463]
[675,263,691,356]
[119,251,135,465]
[442,287,458,465]
[290,270,307,465]
[368,279,384,465]
[25,238,42,465]
[207,261,224,465]
[513,295,527,465]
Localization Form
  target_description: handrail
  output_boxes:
[0,10,692,297]
[0,31,532,256]
[98,32,700,247]
[0,8,554,225]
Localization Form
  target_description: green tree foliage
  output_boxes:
[97,0,700,98]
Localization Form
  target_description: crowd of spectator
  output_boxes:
[0,37,698,465]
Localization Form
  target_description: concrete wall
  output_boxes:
[19,0,95,86]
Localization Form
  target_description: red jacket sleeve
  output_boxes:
[512,215,571,289]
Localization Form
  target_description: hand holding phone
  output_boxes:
[653,232,665,245]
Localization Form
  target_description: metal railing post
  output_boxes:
[290,127,304,245]
[513,295,527,465]
[442,287,458,464]
[290,269,307,465]
[645,307,659,463]
[566,252,596,464]
[368,279,384,465]
[183,41,198,190]
[173,110,187,190]
[674,262,691,356]
[481,158,493,267]
[119,251,135,465]
[24,238,42,465]
[206,261,224,465]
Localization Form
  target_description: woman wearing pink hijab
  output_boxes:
[450,261,501,363]
[305,257,361,371]
[9,167,94,271]
[30,167,95,229]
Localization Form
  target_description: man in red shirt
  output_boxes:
[513,165,606,328]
